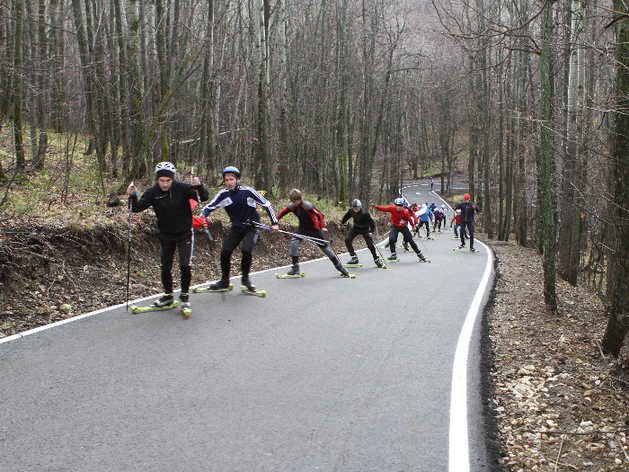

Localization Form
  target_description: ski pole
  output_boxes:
[374,241,387,263]
[192,167,213,241]
[126,189,133,311]
[247,220,332,246]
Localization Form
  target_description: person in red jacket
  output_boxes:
[374,197,427,262]
[277,188,351,277]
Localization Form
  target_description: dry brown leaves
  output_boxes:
[489,241,629,471]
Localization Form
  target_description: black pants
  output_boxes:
[345,227,377,259]
[159,229,193,294]
[461,221,475,248]
[389,226,422,256]
[418,220,430,236]
[221,226,260,280]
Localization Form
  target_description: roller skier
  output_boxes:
[277,189,353,278]
[201,166,279,295]
[339,199,383,268]
[374,197,428,263]
[127,162,209,317]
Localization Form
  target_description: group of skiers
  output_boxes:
[127,162,481,312]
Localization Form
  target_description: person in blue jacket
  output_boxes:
[201,166,278,291]
[418,203,434,239]
[455,194,482,251]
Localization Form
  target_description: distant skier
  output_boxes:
[433,207,446,232]
[455,194,481,252]
[417,203,433,239]
[450,208,462,238]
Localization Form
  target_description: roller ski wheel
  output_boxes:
[469,248,480,253]
[453,245,467,251]
[419,258,431,263]
[240,286,267,297]
[131,300,179,314]
[387,256,400,263]
[276,271,305,278]
[340,273,357,279]
[193,283,234,293]
[181,303,191,318]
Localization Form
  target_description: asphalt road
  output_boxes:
[1,198,493,472]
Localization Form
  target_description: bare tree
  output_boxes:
[601,0,629,357]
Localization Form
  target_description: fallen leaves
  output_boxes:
[489,241,629,471]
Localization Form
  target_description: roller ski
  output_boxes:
[387,253,400,263]
[276,271,305,278]
[193,279,234,293]
[131,294,179,314]
[417,253,431,263]
[180,293,191,318]
[240,277,266,297]
[277,264,305,278]
[343,256,363,267]
[374,257,386,269]
[335,262,356,279]
[453,244,467,251]
[469,248,480,253]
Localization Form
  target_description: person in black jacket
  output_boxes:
[339,199,383,267]
[126,162,209,311]
[455,194,481,252]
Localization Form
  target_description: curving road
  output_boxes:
[1,187,493,471]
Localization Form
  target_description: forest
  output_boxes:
[1,0,629,354]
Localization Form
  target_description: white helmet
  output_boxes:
[155,161,176,178]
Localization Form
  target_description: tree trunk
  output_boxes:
[277,0,288,192]
[32,0,48,170]
[253,0,271,190]
[558,0,586,286]
[337,0,349,203]
[13,0,25,173]
[539,0,558,310]
[601,0,629,357]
